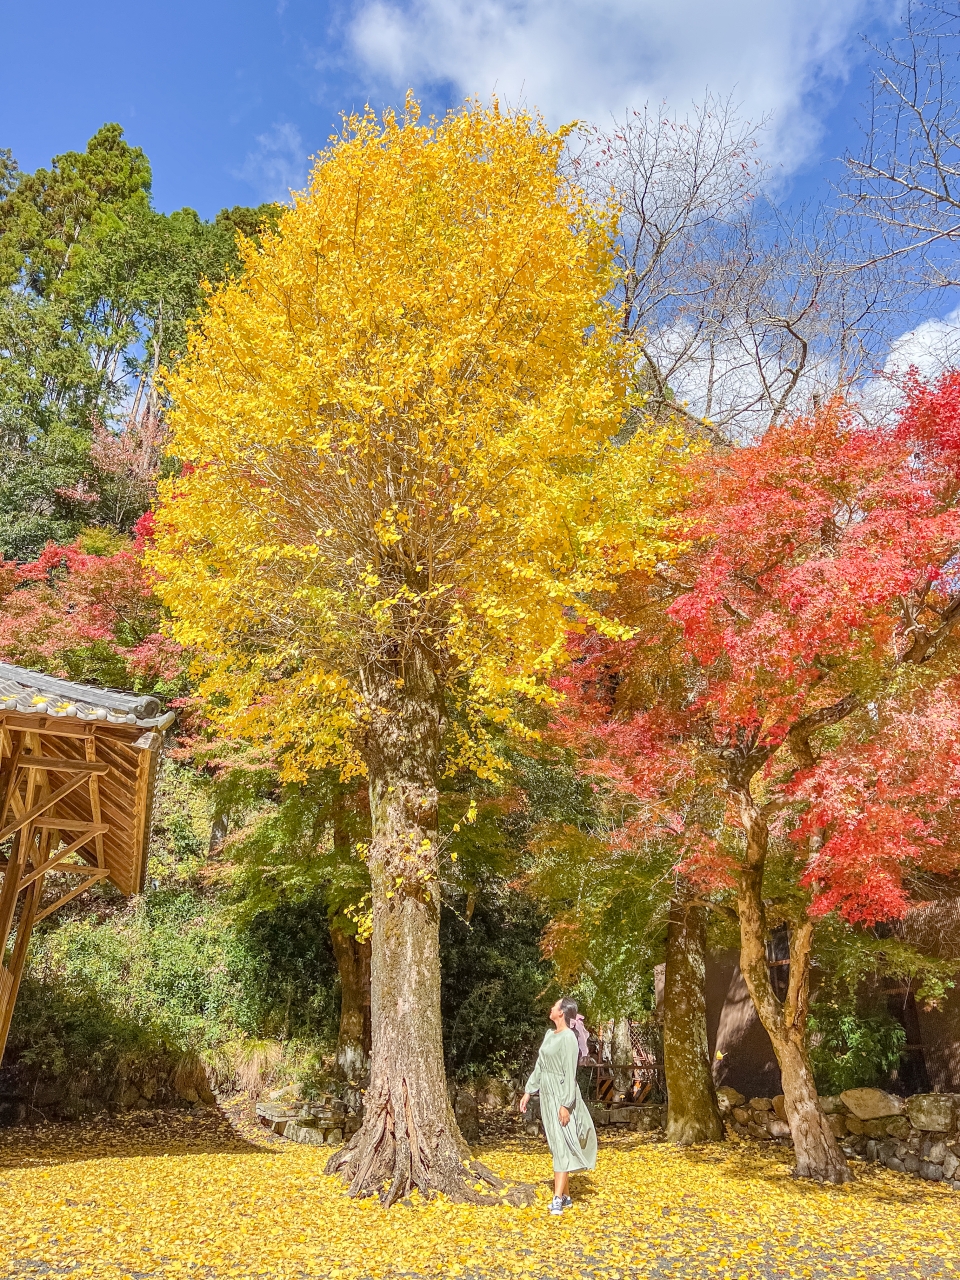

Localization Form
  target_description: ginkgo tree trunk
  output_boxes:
[149,98,683,1204]
[343,641,468,1200]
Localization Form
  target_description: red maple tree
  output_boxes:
[554,376,960,1182]
[0,514,181,691]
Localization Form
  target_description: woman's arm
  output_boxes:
[524,1048,542,1097]
[560,1031,579,1112]
[519,1039,545,1113]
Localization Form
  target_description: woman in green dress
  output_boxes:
[519,997,598,1214]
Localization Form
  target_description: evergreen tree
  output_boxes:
[0,125,278,555]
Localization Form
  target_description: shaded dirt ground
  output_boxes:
[0,1102,957,1279]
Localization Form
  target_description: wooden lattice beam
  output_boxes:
[0,731,115,1059]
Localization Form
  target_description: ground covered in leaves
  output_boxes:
[0,1105,957,1279]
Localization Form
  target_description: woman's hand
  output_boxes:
[519,1093,530,1114]
[558,1106,571,1127]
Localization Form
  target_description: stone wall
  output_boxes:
[718,1085,960,1188]
[591,1102,665,1132]
[260,1083,482,1147]
[0,1054,216,1124]
[520,1095,665,1137]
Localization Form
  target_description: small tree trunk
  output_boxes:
[663,893,724,1144]
[326,647,530,1206]
[734,791,851,1184]
[208,808,229,854]
[329,789,372,1080]
[774,1016,847,1180]
[330,925,371,1080]
[611,1017,633,1097]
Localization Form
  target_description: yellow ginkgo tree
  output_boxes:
[149,97,684,1204]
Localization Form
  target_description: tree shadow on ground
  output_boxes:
[0,1104,278,1171]
[638,1129,957,1210]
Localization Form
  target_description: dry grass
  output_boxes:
[202,1039,288,1098]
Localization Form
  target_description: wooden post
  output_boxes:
[85,737,105,869]
[0,731,29,1059]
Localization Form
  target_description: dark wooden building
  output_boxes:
[707,900,960,1099]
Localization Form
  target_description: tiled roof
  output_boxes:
[0,663,175,730]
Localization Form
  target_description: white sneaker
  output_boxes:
[561,1195,573,1209]
[549,1195,564,1215]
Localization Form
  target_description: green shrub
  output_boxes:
[809,1002,906,1095]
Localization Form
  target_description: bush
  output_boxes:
[809,1002,906,1095]
[10,883,341,1052]
[440,889,553,1082]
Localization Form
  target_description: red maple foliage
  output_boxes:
[0,522,182,692]
[551,377,960,1180]
[559,384,960,925]
[790,675,960,923]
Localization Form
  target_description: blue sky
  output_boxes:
[2,0,901,218]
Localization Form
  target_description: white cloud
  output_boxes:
[859,306,960,419]
[883,306,960,381]
[236,123,308,203]
[348,0,877,170]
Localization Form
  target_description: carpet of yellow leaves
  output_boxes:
[0,1107,957,1279]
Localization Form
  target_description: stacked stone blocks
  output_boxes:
[718,1085,960,1188]
[256,1087,361,1147]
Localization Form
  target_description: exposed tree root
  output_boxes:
[326,1086,535,1207]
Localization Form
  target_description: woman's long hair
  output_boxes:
[559,996,579,1028]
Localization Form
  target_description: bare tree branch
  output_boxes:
[574,96,899,441]
[845,1,960,291]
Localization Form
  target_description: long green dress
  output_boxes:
[525,1027,598,1173]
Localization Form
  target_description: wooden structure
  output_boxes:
[0,663,173,1061]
